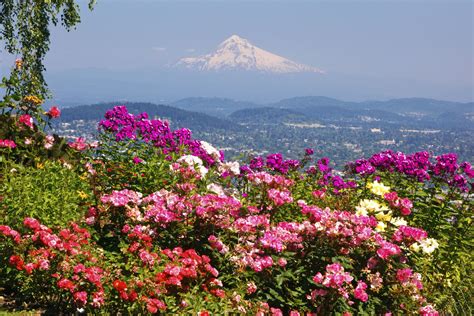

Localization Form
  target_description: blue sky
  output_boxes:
[2,0,473,102]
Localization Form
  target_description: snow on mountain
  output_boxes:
[175,35,324,74]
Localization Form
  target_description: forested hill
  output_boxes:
[58,102,242,132]
[171,96,474,124]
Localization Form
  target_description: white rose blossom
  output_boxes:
[177,155,208,177]
[200,141,221,158]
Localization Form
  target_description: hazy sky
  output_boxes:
[1,0,473,102]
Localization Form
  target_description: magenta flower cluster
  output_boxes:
[307,157,357,193]
[99,106,221,165]
[241,153,300,174]
[349,150,473,191]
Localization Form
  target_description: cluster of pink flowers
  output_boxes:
[312,263,354,300]
[194,194,242,228]
[375,239,402,260]
[18,114,34,129]
[237,252,274,273]
[384,192,413,216]
[300,204,378,247]
[247,171,295,188]
[396,268,423,290]
[69,137,97,151]
[267,188,293,206]
[354,281,369,302]
[0,139,16,149]
[259,223,304,253]
[419,305,439,316]
[233,215,270,233]
[392,225,428,243]
[100,189,143,207]
[0,225,21,243]
[208,235,229,254]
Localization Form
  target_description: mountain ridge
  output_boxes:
[57,102,242,132]
[171,96,474,118]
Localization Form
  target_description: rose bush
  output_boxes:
[1,105,472,315]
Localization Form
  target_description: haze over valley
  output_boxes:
[53,96,474,167]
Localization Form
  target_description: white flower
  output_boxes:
[177,155,203,166]
[177,155,208,177]
[356,199,388,215]
[419,238,439,254]
[44,135,55,150]
[390,217,407,227]
[375,221,386,232]
[207,183,226,196]
[200,141,220,158]
[198,166,208,177]
[355,208,368,216]
[410,243,421,252]
[219,161,240,175]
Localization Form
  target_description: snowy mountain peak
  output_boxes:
[219,34,250,47]
[176,35,324,74]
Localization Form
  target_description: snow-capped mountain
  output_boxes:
[175,35,323,74]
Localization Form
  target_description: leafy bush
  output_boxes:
[0,160,91,228]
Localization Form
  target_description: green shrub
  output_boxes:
[0,160,91,228]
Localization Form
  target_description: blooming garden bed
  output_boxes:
[0,105,472,315]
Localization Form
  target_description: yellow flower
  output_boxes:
[36,162,44,169]
[367,181,391,196]
[77,191,89,199]
[375,222,386,232]
[356,199,388,215]
[23,95,43,106]
[375,211,392,222]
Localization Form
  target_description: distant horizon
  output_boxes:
[47,94,474,109]
[1,0,472,103]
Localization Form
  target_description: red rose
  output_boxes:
[113,279,127,292]
[48,106,61,118]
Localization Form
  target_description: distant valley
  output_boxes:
[53,96,474,166]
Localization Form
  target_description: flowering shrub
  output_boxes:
[1,106,472,314]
